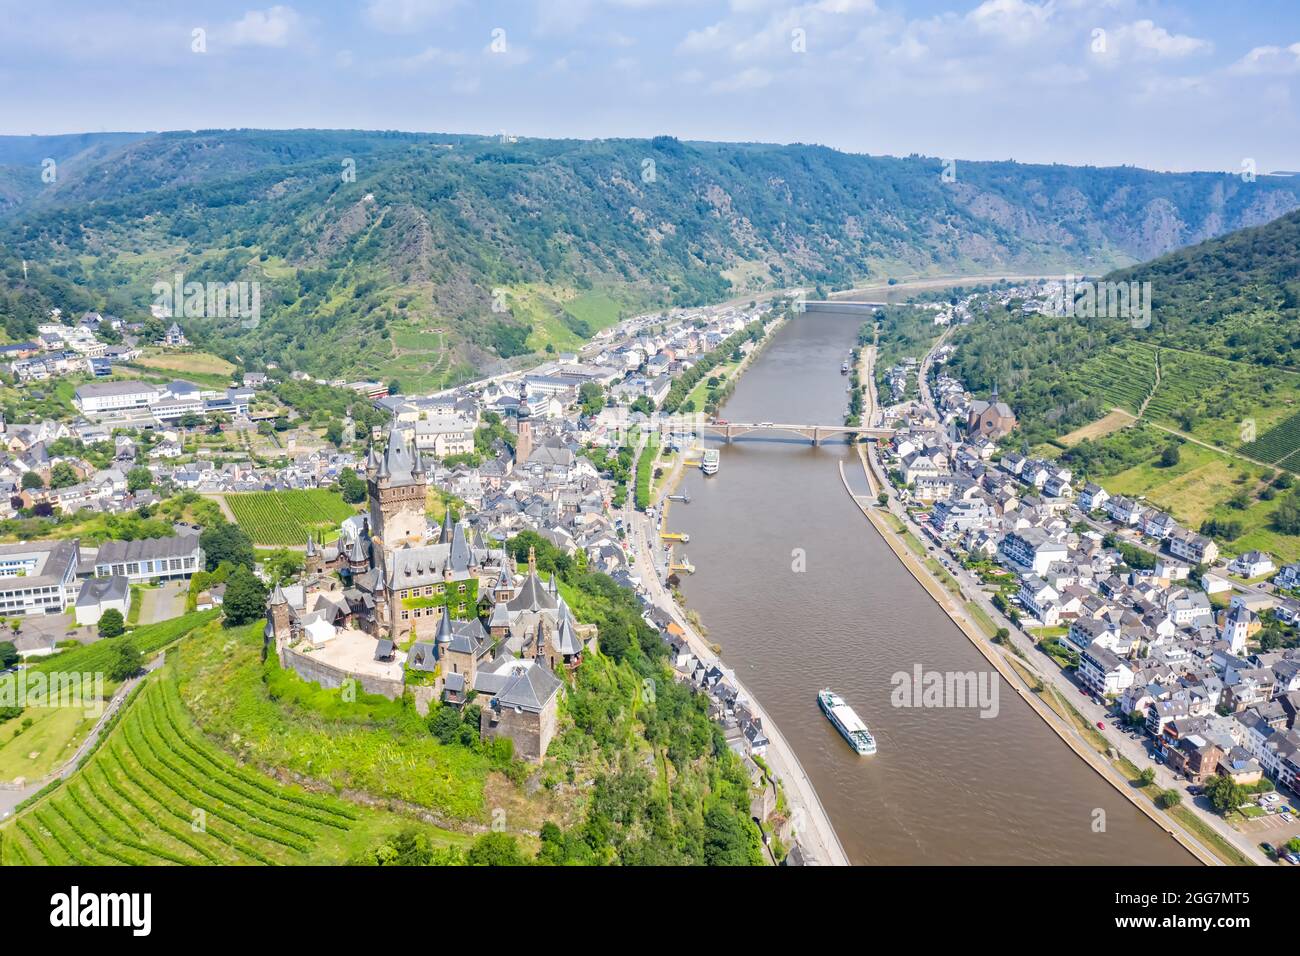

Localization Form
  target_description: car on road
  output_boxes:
[1095,721,1105,730]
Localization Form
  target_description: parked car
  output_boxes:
[1283,851,1300,865]
[1260,842,1275,856]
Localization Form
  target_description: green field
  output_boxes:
[0,676,465,865]
[225,489,359,546]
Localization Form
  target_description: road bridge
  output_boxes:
[698,422,895,446]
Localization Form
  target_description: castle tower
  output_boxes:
[367,423,428,548]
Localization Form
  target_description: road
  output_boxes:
[620,435,850,866]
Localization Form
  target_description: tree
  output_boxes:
[222,567,268,627]
[1138,767,1156,786]
[97,608,126,638]
[20,471,44,491]
[108,641,143,681]
[0,641,18,669]
[702,805,755,866]
[1156,789,1182,810]
[428,704,462,745]
[126,466,153,492]
[1205,775,1246,814]
[578,382,604,417]
[1274,490,1300,536]
[263,549,304,586]
[48,462,79,489]
[1159,445,1181,468]
[337,467,366,503]
[374,828,434,866]
[466,832,524,866]
[200,521,255,571]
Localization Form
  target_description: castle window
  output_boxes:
[401,610,409,620]
[457,583,466,594]
[457,603,466,615]
[424,586,432,596]
[436,584,444,594]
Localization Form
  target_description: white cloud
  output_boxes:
[966,0,1052,45]
[228,6,302,48]
[363,0,460,33]
[1114,19,1212,59]
[1229,42,1300,76]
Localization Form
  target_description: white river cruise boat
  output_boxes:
[818,688,877,755]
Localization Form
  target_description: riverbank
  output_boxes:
[841,449,1221,865]
[626,477,850,865]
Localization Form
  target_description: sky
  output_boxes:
[1,0,1297,172]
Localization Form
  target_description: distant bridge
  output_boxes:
[800,300,888,315]
[698,422,895,446]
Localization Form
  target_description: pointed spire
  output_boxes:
[435,607,454,643]
[269,583,287,606]
[440,508,454,543]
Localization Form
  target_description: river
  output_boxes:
[670,307,1194,865]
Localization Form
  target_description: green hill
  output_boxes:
[2,129,1297,386]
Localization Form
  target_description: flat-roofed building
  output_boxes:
[73,380,160,415]
[92,533,204,583]
[0,539,80,616]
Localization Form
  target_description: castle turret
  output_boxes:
[267,583,292,651]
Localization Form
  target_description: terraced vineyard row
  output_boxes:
[1142,350,1250,423]
[1241,409,1300,469]
[1074,342,1158,413]
[225,489,358,547]
[0,677,359,866]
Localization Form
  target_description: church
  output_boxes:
[264,423,596,760]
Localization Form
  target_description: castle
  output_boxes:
[264,423,595,760]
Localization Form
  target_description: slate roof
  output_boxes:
[75,574,129,607]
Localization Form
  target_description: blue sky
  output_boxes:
[2,0,1297,171]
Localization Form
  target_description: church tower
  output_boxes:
[514,409,533,471]
[367,424,428,548]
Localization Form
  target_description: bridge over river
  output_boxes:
[699,421,894,445]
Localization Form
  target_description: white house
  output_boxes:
[74,575,130,627]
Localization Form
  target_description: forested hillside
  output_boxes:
[1,128,1296,385]
[946,207,1300,447]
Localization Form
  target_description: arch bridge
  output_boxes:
[697,422,895,446]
